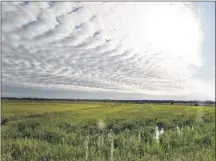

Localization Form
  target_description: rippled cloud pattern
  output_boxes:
[2,2,211,98]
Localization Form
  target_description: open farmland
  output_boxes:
[1,100,215,161]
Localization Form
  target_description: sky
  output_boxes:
[1,2,215,101]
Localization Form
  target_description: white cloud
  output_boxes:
[2,2,212,99]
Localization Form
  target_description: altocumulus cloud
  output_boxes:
[1,2,213,99]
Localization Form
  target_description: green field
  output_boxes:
[1,100,215,161]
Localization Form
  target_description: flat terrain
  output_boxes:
[1,100,215,161]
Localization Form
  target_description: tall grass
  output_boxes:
[1,100,215,161]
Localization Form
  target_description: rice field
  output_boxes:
[1,100,215,161]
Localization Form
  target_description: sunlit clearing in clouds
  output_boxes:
[119,3,202,75]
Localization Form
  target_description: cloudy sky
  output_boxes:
[1,2,215,100]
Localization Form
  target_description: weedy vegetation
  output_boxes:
[1,100,215,161]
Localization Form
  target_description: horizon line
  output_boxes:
[1,97,215,103]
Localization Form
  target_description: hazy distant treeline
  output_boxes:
[1,97,215,106]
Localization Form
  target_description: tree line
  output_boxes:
[1,97,215,106]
